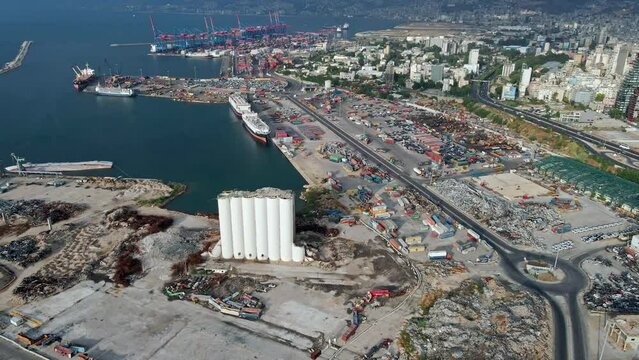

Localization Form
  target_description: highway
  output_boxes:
[472,80,639,166]
[282,80,588,360]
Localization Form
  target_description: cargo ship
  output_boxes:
[241,111,270,143]
[95,84,135,97]
[5,161,113,174]
[229,94,251,118]
[72,64,95,91]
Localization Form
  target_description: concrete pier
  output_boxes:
[0,41,32,75]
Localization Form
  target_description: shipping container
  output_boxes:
[341,324,358,342]
[428,250,450,260]
[466,229,481,242]
[408,245,426,253]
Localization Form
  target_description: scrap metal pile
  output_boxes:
[584,272,639,313]
[434,179,563,248]
[319,142,391,183]
[0,236,50,267]
[163,269,271,321]
[0,199,86,226]
[403,278,550,360]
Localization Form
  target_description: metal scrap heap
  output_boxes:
[433,179,563,248]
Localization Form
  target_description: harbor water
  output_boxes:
[0,3,398,213]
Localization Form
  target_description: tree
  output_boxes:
[609,108,625,119]
[594,93,605,102]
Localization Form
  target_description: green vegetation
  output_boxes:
[414,80,440,91]
[447,85,471,97]
[594,93,605,102]
[138,182,186,207]
[609,108,625,119]
[399,330,416,355]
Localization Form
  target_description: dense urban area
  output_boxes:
[2,1,639,359]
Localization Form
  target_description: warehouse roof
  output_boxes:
[535,156,639,208]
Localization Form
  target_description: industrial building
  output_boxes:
[535,156,639,213]
[217,188,305,262]
[608,316,639,351]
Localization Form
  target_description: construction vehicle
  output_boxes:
[163,288,186,300]
[309,348,322,359]
[54,345,74,358]
[364,338,393,359]
[16,332,47,347]
[9,310,42,327]
[364,289,390,303]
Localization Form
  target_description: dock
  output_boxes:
[0,41,32,75]
[220,55,233,78]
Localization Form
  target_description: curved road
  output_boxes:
[280,79,588,359]
[472,81,639,167]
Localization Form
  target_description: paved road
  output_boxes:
[0,338,44,360]
[472,81,639,167]
[283,83,588,360]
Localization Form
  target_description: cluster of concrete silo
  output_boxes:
[217,188,304,262]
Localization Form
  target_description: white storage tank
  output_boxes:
[267,197,281,261]
[254,197,268,261]
[279,197,294,262]
[242,197,257,260]
[230,197,245,259]
[217,197,234,259]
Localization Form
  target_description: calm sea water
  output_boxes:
[0,4,398,213]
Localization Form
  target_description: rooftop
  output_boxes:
[218,187,294,200]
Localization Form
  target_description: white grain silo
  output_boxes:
[292,245,305,262]
[279,197,294,262]
[230,197,245,259]
[254,197,269,261]
[241,197,257,260]
[266,197,281,261]
[217,197,234,259]
[217,188,301,263]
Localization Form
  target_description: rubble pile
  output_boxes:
[403,278,551,360]
[0,199,86,226]
[140,228,208,263]
[302,236,355,270]
[434,179,562,248]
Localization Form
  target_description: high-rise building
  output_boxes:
[501,84,517,100]
[217,188,304,262]
[615,55,639,114]
[468,49,479,67]
[519,66,533,96]
[614,45,630,76]
[598,26,608,45]
[431,64,445,83]
[502,61,516,78]
[384,61,395,85]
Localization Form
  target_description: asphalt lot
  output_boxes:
[0,338,42,360]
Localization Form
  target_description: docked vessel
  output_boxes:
[241,111,270,143]
[72,64,95,91]
[342,22,350,30]
[95,84,135,97]
[5,160,112,174]
[229,94,251,118]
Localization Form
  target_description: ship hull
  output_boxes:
[95,92,135,97]
[230,106,244,118]
[242,122,268,144]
